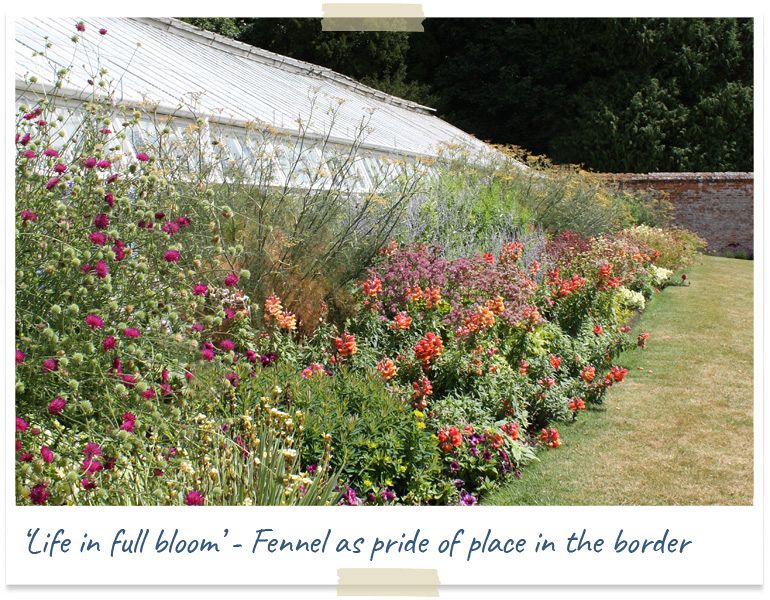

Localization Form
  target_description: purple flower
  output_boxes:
[30,483,50,505]
[185,490,205,506]
[83,157,97,169]
[46,177,61,190]
[381,488,396,502]
[41,358,58,373]
[460,491,478,506]
[48,397,67,415]
[16,349,26,365]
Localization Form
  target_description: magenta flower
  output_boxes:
[155,212,166,220]
[82,459,103,475]
[19,452,34,462]
[30,483,50,505]
[99,28,108,35]
[40,447,54,463]
[76,21,85,32]
[107,173,119,183]
[142,387,156,399]
[22,150,37,159]
[120,412,136,432]
[20,209,38,222]
[201,348,215,361]
[48,397,67,415]
[43,148,60,158]
[94,213,110,229]
[89,231,107,245]
[191,323,204,332]
[83,157,97,169]
[83,442,102,459]
[162,222,180,235]
[224,273,239,287]
[163,250,181,263]
[184,490,205,506]
[94,260,109,279]
[54,163,67,173]
[19,132,31,145]
[16,349,26,364]
[99,127,112,135]
[46,177,61,190]
[225,371,240,387]
[123,327,141,339]
[105,192,114,207]
[16,417,28,433]
[193,284,208,296]
[96,160,111,169]
[84,314,105,329]
[219,339,235,352]
[102,335,116,351]
[136,152,149,162]
[41,358,58,373]
[81,478,97,491]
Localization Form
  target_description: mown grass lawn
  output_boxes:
[485,255,754,505]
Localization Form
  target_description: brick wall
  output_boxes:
[606,172,754,256]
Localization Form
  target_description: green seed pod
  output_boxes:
[50,304,62,315]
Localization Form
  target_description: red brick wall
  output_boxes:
[607,172,753,256]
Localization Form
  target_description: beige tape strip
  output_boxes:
[322,3,425,32]
[337,568,440,596]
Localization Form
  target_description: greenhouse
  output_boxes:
[15,17,498,192]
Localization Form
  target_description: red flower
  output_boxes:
[30,483,50,505]
[593,325,604,336]
[580,365,596,383]
[334,333,357,357]
[224,273,239,287]
[414,332,443,367]
[549,355,561,370]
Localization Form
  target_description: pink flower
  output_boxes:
[163,250,181,262]
[84,314,105,329]
[46,177,61,190]
[162,222,180,235]
[201,348,215,361]
[136,152,149,162]
[30,483,50,505]
[107,173,119,183]
[82,459,103,475]
[97,160,111,169]
[193,284,208,296]
[99,28,108,35]
[95,260,109,279]
[224,273,239,287]
[76,21,85,32]
[123,327,141,338]
[219,339,235,352]
[19,451,34,462]
[54,163,67,174]
[225,371,240,387]
[89,231,107,245]
[191,323,204,332]
[105,192,114,208]
[16,349,26,364]
[176,216,191,227]
[94,213,110,229]
[142,387,156,399]
[120,412,136,432]
[41,358,58,373]
[16,417,28,433]
[83,442,102,459]
[81,478,97,490]
[113,239,126,260]
[20,209,38,222]
[184,490,205,506]
[41,447,54,463]
[22,150,37,159]
[102,335,116,351]
[83,157,97,169]
[43,148,59,158]
[48,397,67,414]
[19,132,31,145]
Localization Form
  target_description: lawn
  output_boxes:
[484,255,754,505]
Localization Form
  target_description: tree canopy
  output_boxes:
[181,17,753,173]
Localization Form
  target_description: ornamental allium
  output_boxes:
[84,313,105,329]
[136,152,149,162]
[185,490,205,506]
[16,349,26,365]
[30,483,50,505]
[94,213,110,229]
[193,284,208,296]
[83,157,97,169]
[163,250,181,262]
[48,397,67,415]
[40,446,54,463]
[41,358,58,373]
[224,272,239,287]
[123,327,141,339]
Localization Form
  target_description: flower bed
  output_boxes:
[14,23,705,506]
